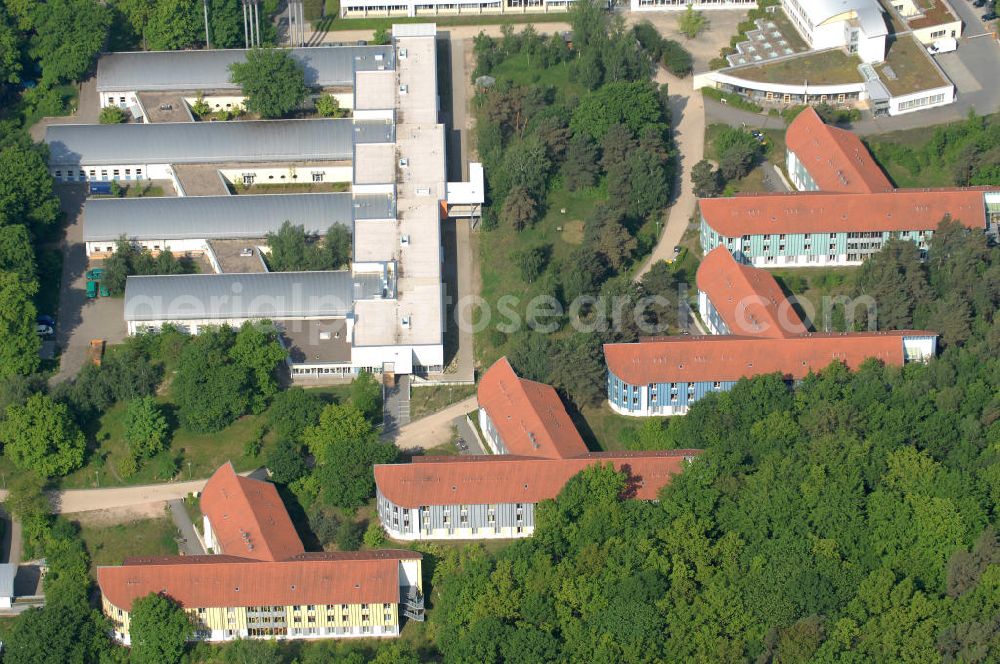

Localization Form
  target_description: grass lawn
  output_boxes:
[571,403,642,452]
[233,182,351,195]
[490,55,584,96]
[875,36,946,97]
[77,514,179,569]
[59,399,273,490]
[767,265,855,330]
[0,617,18,642]
[733,49,863,85]
[124,183,165,198]
[410,384,476,420]
[475,182,607,366]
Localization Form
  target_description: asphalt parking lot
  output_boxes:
[51,185,127,384]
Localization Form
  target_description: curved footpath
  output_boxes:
[637,64,705,278]
[0,397,478,514]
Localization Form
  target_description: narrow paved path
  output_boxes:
[636,65,704,278]
[168,499,206,555]
[382,396,478,449]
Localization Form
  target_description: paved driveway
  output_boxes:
[50,186,127,385]
[168,499,206,555]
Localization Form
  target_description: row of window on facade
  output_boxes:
[240,172,325,185]
[54,167,143,181]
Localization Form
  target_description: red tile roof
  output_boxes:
[696,247,806,338]
[786,107,893,194]
[199,463,304,563]
[699,187,994,237]
[98,550,420,611]
[374,450,699,508]
[604,331,934,385]
[477,357,588,459]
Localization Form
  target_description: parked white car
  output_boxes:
[927,38,958,55]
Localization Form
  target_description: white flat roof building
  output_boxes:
[107,26,460,378]
[782,0,888,63]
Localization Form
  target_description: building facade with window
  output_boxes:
[61,25,483,381]
[699,188,999,267]
[375,451,700,539]
[96,45,394,114]
[605,331,938,417]
[97,463,424,644]
[375,358,700,539]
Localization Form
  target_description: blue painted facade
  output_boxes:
[700,215,932,267]
[608,371,738,417]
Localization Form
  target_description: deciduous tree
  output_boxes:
[230,47,308,119]
[123,396,169,460]
[0,270,39,377]
[0,392,85,477]
[130,592,192,664]
[500,186,538,231]
[145,0,201,51]
[0,144,61,233]
[29,0,110,85]
[677,4,708,39]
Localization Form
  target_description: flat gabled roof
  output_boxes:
[123,270,384,322]
[96,46,395,93]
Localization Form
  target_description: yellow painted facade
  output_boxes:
[103,595,402,644]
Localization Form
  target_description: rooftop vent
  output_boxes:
[401,234,410,246]
[399,157,409,167]
[399,48,408,59]
[402,316,411,329]
[399,84,408,95]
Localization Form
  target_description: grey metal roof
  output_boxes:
[0,563,14,598]
[46,119,354,166]
[82,193,384,242]
[353,120,395,144]
[97,46,395,93]
[353,192,395,220]
[124,271,384,321]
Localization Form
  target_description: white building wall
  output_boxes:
[630,0,755,11]
[86,238,209,258]
[218,165,352,187]
[888,84,954,116]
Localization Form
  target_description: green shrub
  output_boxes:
[701,87,763,114]
[99,105,127,124]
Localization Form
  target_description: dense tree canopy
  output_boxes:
[0,144,61,233]
[28,0,110,86]
[130,592,192,664]
[0,392,85,477]
[265,222,352,271]
[0,269,40,377]
[230,48,308,119]
[303,403,398,509]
